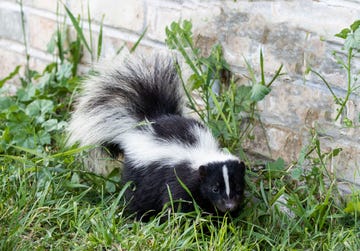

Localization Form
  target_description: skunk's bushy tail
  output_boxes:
[67,54,184,172]
[115,55,184,120]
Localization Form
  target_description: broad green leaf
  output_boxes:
[37,130,51,145]
[42,119,59,132]
[330,148,342,157]
[344,201,360,213]
[268,157,285,171]
[354,28,360,41]
[25,99,54,117]
[105,181,116,193]
[183,19,192,32]
[350,20,360,32]
[17,84,36,102]
[343,117,353,127]
[8,111,31,125]
[291,167,303,180]
[12,132,35,149]
[344,31,360,50]
[0,97,14,111]
[344,34,355,50]
[71,172,80,184]
[56,62,73,82]
[250,83,271,101]
[335,28,351,39]
[264,158,286,179]
[234,85,252,112]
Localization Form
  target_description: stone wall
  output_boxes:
[0,0,359,189]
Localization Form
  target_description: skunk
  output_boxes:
[67,54,246,219]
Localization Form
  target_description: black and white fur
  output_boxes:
[68,54,246,219]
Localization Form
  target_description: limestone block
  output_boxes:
[0,8,24,43]
[0,47,25,91]
[28,14,57,51]
[319,137,360,187]
[259,81,334,128]
[244,124,304,164]
[146,1,221,43]
[146,5,182,42]
[23,0,58,13]
[70,0,145,31]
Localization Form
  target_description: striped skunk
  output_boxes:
[67,53,246,219]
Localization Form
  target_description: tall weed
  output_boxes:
[166,20,283,154]
[309,20,360,126]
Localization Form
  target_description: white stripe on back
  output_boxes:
[222,165,230,198]
[116,125,238,169]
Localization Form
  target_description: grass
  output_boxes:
[1,153,359,250]
[1,3,360,250]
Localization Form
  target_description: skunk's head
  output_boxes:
[199,160,246,213]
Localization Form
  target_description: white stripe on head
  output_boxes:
[222,165,230,198]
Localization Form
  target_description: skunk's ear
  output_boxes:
[199,165,207,180]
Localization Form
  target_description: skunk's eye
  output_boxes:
[212,186,219,193]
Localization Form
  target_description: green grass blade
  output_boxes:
[310,69,339,103]
[174,168,200,214]
[87,1,94,61]
[97,15,105,61]
[130,27,147,53]
[175,61,205,121]
[115,42,126,55]
[260,49,265,85]
[0,65,21,87]
[209,90,233,134]
[244,57,257,84]
[269,186,286,206]
[63,4,92,54]
[49,145,93,158]
[106,182,131,220]
[166,26,201,77]
[56,28,64,63]
[9,145,45,157]
[166,184,176,214]
[267,64,284,87]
